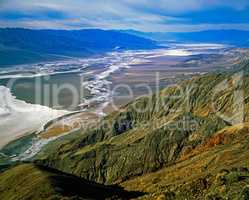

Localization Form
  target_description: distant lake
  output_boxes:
[0,72,90,111]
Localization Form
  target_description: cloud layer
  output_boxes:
[0,0,249,32]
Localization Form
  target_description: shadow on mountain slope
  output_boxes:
[0,163,145,200]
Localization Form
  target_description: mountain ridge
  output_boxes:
[0,28,158,66]
[0,163,143,200]
[121,29,249,46]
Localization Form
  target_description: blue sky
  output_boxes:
[0,0,249,32]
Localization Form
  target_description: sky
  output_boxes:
[0,0,249,32]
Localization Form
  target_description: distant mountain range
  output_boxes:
[122,29,249,46]
[0,28,158,66]
[1,28,248,67]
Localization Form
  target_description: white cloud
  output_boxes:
[0,0,248,31]
[124,0,249,12]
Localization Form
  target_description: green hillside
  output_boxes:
[1,59,249,199]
